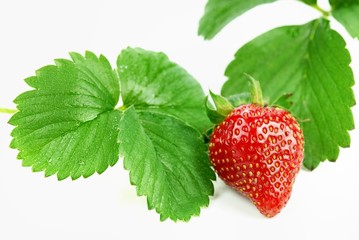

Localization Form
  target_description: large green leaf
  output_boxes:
[198,0,278,39]
[330,0,359,39]
[118,107,215,221]
[117,48,215,221]
[222,19,355,169]
[117,47,211,132]
[9,52,121,180]
[9,48,216,221]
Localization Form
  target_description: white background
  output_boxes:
[1,0,358,239]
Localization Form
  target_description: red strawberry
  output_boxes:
[209,104,304,217]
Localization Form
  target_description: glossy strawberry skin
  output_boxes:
[209,104,304,217]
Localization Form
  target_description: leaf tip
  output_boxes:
[68,51,84,62]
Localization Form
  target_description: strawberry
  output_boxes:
[208,104,304,217]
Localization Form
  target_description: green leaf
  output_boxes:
[9,51,121,180]
[117,47,211,132]
[222,19,355,170]
[116,47,215,221]
[330,0,359,39]
[300,0,317,5]
[118,107,215,221]
[198,0,278,39]
[10,47,215,221]
[330,0,358,8]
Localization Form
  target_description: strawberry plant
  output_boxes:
[0,0,357,221]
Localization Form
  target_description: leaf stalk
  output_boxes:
[312,4,331,19]
[0,108,18,114]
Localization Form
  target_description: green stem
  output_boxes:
[312,4,331,18]
[244,73,264,107]
[118,105,127,111]
[0,108,18,114]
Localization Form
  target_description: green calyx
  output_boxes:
[245,73,265,107]
[205,91,234,125]
[205,74,266,125]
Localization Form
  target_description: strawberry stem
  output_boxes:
[244,73,264,107]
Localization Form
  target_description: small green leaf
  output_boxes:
[9,52,121,180]
[118,107,215,222]
[330,0,359,39]
[117,47,211,132]
[198,0,278,39]
[222,19,355,169]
